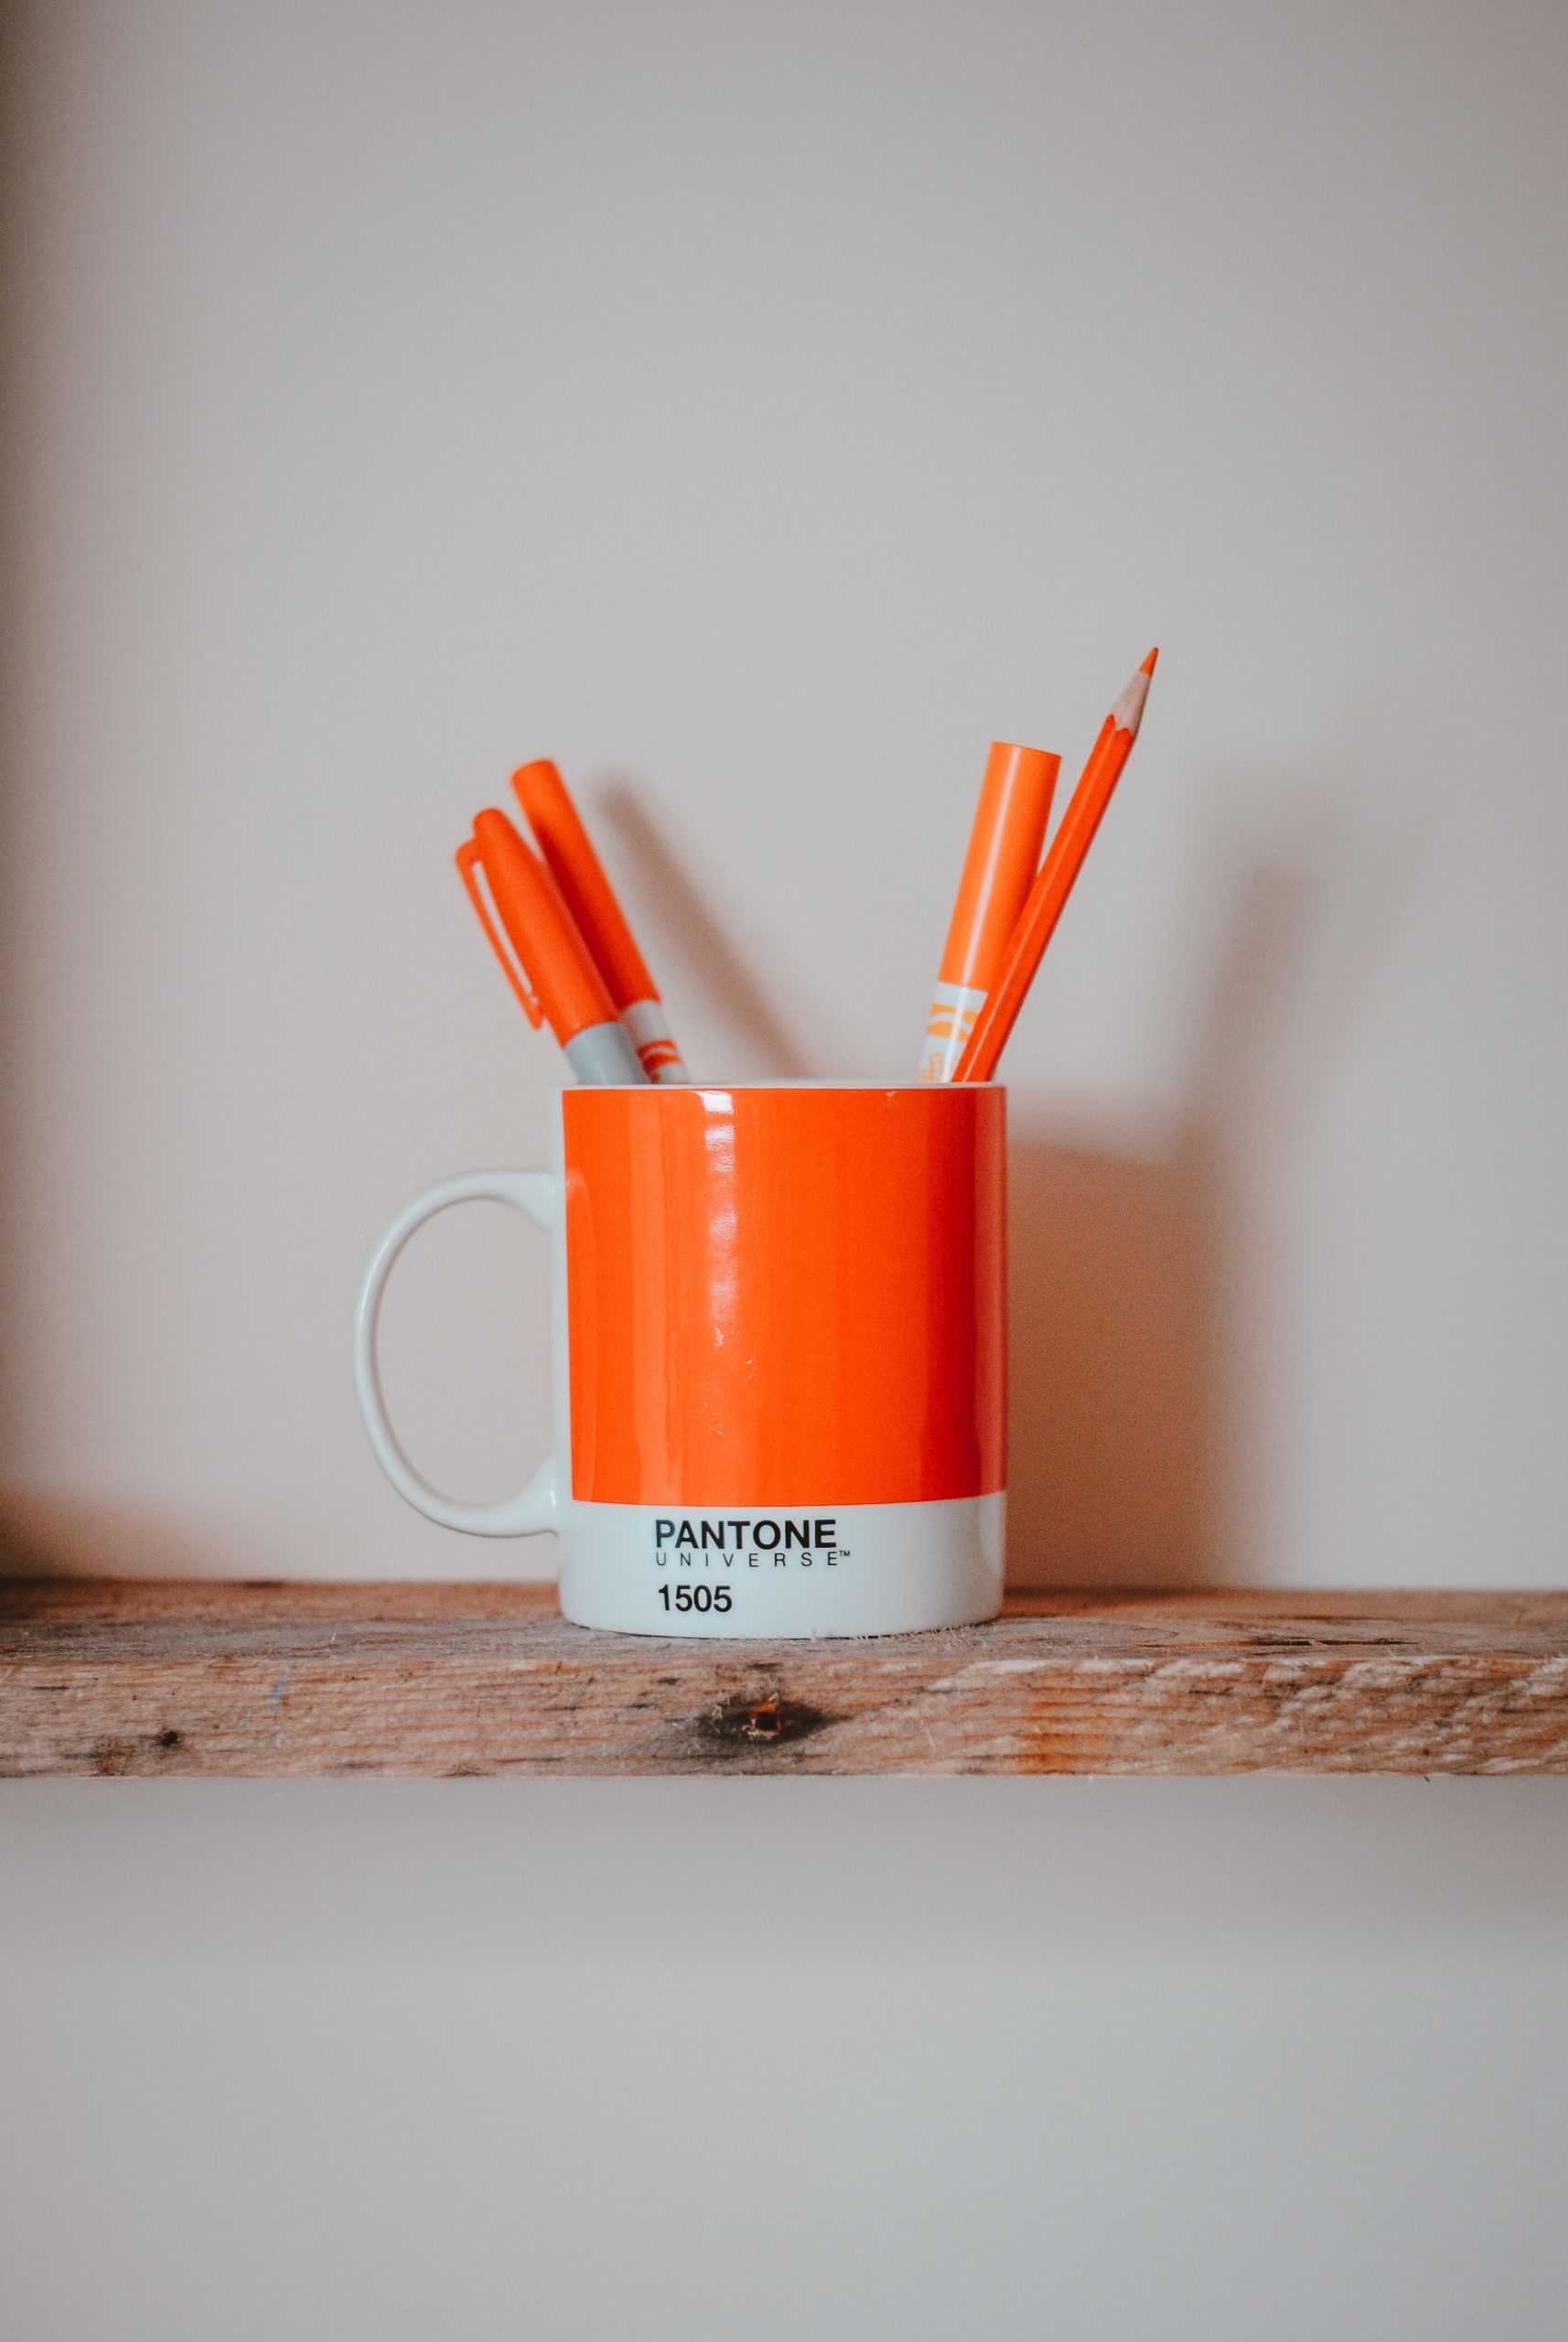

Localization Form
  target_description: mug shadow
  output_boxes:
[1004,794,1415,1590]
[1006,1125,1219,1588]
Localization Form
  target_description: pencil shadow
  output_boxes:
[596,784,817,1080]
[1005,803,1413,1590]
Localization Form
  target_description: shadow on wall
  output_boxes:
[598,788,815,1080]
[1005,1125,1219,1588]
[1006,804,1412,1588]
[0,1491,249,1579]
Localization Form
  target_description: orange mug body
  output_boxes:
[556,1082,1005,1632]
[564,1083,1005,1509]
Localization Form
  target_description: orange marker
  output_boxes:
[955,650,1158,1084]
[512,759,689,1082]
[919,742,1060,1081]
[457,808,647,1083]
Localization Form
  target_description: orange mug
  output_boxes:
[353,1082,1006,1635]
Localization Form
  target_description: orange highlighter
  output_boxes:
[512,759,689,1082]
[457,808,647,1084]
[918,742,1060,1081]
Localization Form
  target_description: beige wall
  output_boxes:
[4,1777,1567,2340]
[2,2,1565,2334]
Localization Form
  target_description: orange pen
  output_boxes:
[512,759,689,1083]
[955,650,1158,1085]
[918,742,1060,1081]
[457,808,647,1083]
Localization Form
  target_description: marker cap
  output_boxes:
[937,743,1060,994]
[513,759,659,1012]
[459,808,622,1047]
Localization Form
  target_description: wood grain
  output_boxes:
[2,1580,1565,1777]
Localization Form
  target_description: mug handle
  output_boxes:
[352,1169,563,1536]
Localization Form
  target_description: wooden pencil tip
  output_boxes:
[1111,657,1155,736]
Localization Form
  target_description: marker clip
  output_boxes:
[456,836,544,1027]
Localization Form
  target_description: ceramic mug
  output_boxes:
[353,1081,1006,1636]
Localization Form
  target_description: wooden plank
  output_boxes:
[2,1580,1565,1777]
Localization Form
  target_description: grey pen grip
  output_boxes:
[564,1019,648,1085]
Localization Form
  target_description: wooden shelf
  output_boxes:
[3,1579,1565,1776]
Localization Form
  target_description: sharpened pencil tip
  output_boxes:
[1112,658,1155,736]
[1141,647,1158,674]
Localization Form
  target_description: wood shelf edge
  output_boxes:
[4,1579,1566,1778]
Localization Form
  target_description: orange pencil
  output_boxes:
[918,742,1060,1081]
[512,759,689,1083]
[954,650,1158,1084]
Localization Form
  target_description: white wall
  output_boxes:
[5,1778,1568,2342]
[2,3,1566,2335]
